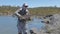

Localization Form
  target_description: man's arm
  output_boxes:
[15,9,26,19]
[26,10,30,15]
[25,10,32,20]
[15,9,22,18]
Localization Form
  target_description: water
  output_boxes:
[0,16,45,34]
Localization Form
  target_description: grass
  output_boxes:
[0,6,60,16]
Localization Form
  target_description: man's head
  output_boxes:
[22,3,28,10]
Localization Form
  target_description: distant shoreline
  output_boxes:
[0,6,60,16]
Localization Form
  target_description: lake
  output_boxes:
[0,16,45,34]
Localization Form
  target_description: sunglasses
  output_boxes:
[24,6,28,7]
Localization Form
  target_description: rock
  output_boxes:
[42,14,60,34]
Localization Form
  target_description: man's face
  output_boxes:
[23,6,28,10]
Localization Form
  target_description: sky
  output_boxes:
[0,0,60,8]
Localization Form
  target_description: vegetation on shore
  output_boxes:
[0,6,60,16]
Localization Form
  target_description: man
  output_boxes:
[15,3,30,34]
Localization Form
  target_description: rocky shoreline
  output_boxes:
[28,14,60,34]
[39,14,60,34]
[0,13,14,16]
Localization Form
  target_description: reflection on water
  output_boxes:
[0,16,45,34]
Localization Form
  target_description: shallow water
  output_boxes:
[0,16,45,34]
